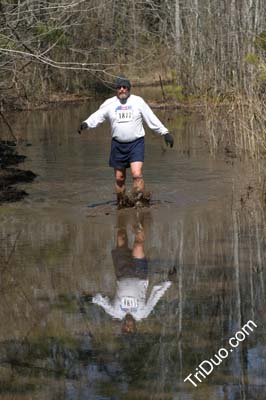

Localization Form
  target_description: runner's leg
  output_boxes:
[130,161,144,193]
[114,168,126,206]
[116,212,128,247]
[132,222,145,259]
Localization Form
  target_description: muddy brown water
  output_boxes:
[0,93,265,400]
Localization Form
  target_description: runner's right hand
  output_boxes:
[164,132,174,148]
[78,122,88,134]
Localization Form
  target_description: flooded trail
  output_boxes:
[0,99,265,400]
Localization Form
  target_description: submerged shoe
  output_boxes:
[135,200,143,208]
[133,191,143,208]
[117,193,130,209]
[131,190,151,207]
[117,191,151,209]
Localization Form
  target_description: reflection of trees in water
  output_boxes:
[114,207,266,397]
[0,205,265,399]
[79,207,266,398]
[1,336,92,377]
[0,219,75,337]
[173,207,265,399]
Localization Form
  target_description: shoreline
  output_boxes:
[2,94,205,114]
[0,141,36,205]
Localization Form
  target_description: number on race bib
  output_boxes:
[116,110,133,123]
[121,296,138,311]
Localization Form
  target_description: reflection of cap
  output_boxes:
[121,313,137,334]
[115,76,131,90]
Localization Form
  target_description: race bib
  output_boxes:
[115,105,133,123]
[121,296,138,311]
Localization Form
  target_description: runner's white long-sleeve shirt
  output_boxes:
[83,95,169,143]
[92,279,171,321]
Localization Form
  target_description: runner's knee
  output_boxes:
[116,176,126,187]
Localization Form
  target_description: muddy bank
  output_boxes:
[0,141,36,204]
[2,93,92,112]
[1,83,199,113]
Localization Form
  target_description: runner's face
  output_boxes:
[117,86,130,100]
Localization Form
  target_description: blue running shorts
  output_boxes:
[109,137,144,169]
[112,248,148,279]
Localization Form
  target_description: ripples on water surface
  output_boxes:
[0,97,265,399]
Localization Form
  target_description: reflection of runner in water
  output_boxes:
[92,215,172,334]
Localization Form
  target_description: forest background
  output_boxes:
[1,0,266,162]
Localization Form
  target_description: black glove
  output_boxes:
[164,133,174,148]
[78,122,88,134]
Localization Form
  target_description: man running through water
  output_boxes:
[78,76,174,208]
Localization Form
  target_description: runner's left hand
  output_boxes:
[164,133,174,148]
[78,122,88,134]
